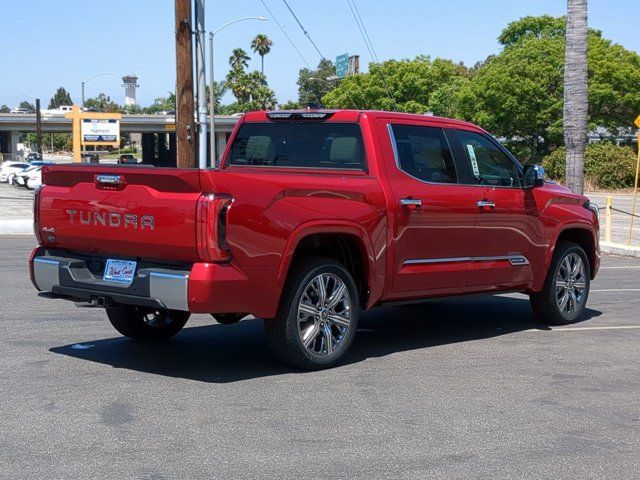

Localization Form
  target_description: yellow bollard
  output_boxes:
[605,196,612,243]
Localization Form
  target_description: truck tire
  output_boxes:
[265,257,359,370]
[530,242,590,325]
[106,305,190,341]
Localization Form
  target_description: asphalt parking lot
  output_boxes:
[1,236,639,479]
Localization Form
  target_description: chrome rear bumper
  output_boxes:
[32,255,190,311]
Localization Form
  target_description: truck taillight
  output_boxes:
[33,185,43,244]
[196,193,233,262]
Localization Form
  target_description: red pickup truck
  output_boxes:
[30,110,600,369]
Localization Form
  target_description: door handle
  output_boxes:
[477,200,495,209]
[400,198,422,208]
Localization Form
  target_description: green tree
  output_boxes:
[19,101,35,111]
[143,93,176,114]
[323,56,470,114]
[48,87,73,109]
[84,93,120,112]
[297,58,337,106]
[251,34,273,75]
[456,15,640,163]
[0,105,9,113]
[206,81,228,112]
[229,48,250,70]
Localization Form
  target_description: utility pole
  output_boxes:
[175,0,196,168]
[195,0,207,169]
[35,99,43,158]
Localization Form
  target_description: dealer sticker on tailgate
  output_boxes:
[103,259,137,286]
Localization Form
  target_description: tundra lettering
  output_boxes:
[30,110,600,370]
[66,210,155,230]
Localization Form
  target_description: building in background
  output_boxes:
[122,75,139,106]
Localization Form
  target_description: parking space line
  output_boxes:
[590,289,640,292]
[600,266,640,269]
[526,325,640,332]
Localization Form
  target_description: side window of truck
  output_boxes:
[389,124,458,184]
[450,130,522,188]
[228,123,365,170]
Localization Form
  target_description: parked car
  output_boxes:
[26,152,42,162]
[0,161,30,182]
[81,153,100,164]
[118,154,138,164]
[9,107,33,114]
[12,161,52,186]
[25,167,43,190]
[30,109,600,369]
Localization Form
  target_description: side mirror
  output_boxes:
[523,164,545,188]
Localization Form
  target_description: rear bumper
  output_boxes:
[32,254,190,311]
[30,248,281,317]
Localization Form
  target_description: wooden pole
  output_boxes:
[175,0,196,168]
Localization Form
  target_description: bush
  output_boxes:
[542,142,637,190]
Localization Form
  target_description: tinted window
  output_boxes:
[453,130,521,187]
[228,122,365,170]
[390,124,457,183]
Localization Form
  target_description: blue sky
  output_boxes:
[1,0,638,108]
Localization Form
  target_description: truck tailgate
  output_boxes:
[39,165,202,262]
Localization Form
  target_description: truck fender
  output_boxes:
[276,220,381,305]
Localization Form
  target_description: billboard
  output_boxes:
[81,119,120,145]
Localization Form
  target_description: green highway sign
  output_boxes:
[336,53,349,78]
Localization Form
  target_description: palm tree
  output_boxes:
[564,0,588,194]
[251,34,273,75]
[229,48,250,71]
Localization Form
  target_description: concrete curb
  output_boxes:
[600,241,640,258]
[0,219,33,235]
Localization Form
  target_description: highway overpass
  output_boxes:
[0,113,240,166]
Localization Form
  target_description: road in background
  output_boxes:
[1,236,639,479]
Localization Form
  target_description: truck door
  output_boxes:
[446,128,541,288]
[376,120,484,298]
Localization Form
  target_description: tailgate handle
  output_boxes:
[95,174,126,189]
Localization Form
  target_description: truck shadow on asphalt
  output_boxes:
[50,295,601,383]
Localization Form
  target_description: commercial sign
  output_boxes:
[81,119,120,144]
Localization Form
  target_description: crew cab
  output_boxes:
[30,110,600,369]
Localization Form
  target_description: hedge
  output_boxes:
[542,143,638,190]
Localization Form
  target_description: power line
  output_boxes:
[345,0,397,111]
[260,0,310,68]
[346,0,376,63]
[281,0,325,60]
[351,0,379,62]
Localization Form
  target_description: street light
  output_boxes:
[209,16,267,168]
[81,72,118,108]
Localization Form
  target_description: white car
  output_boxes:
[13,165,40,187]
[26,167,43,190]
[0,162,30,182]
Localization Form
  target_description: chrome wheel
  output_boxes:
[555,253,587,316]
[297,273,352,356]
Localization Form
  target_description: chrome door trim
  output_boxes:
[403,255,529,266]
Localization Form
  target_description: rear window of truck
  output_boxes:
[227,122,365,170]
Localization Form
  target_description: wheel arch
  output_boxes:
[548,226,598,280]
[277,221,379,309]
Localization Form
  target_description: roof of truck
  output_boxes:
[243,109,484,132]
